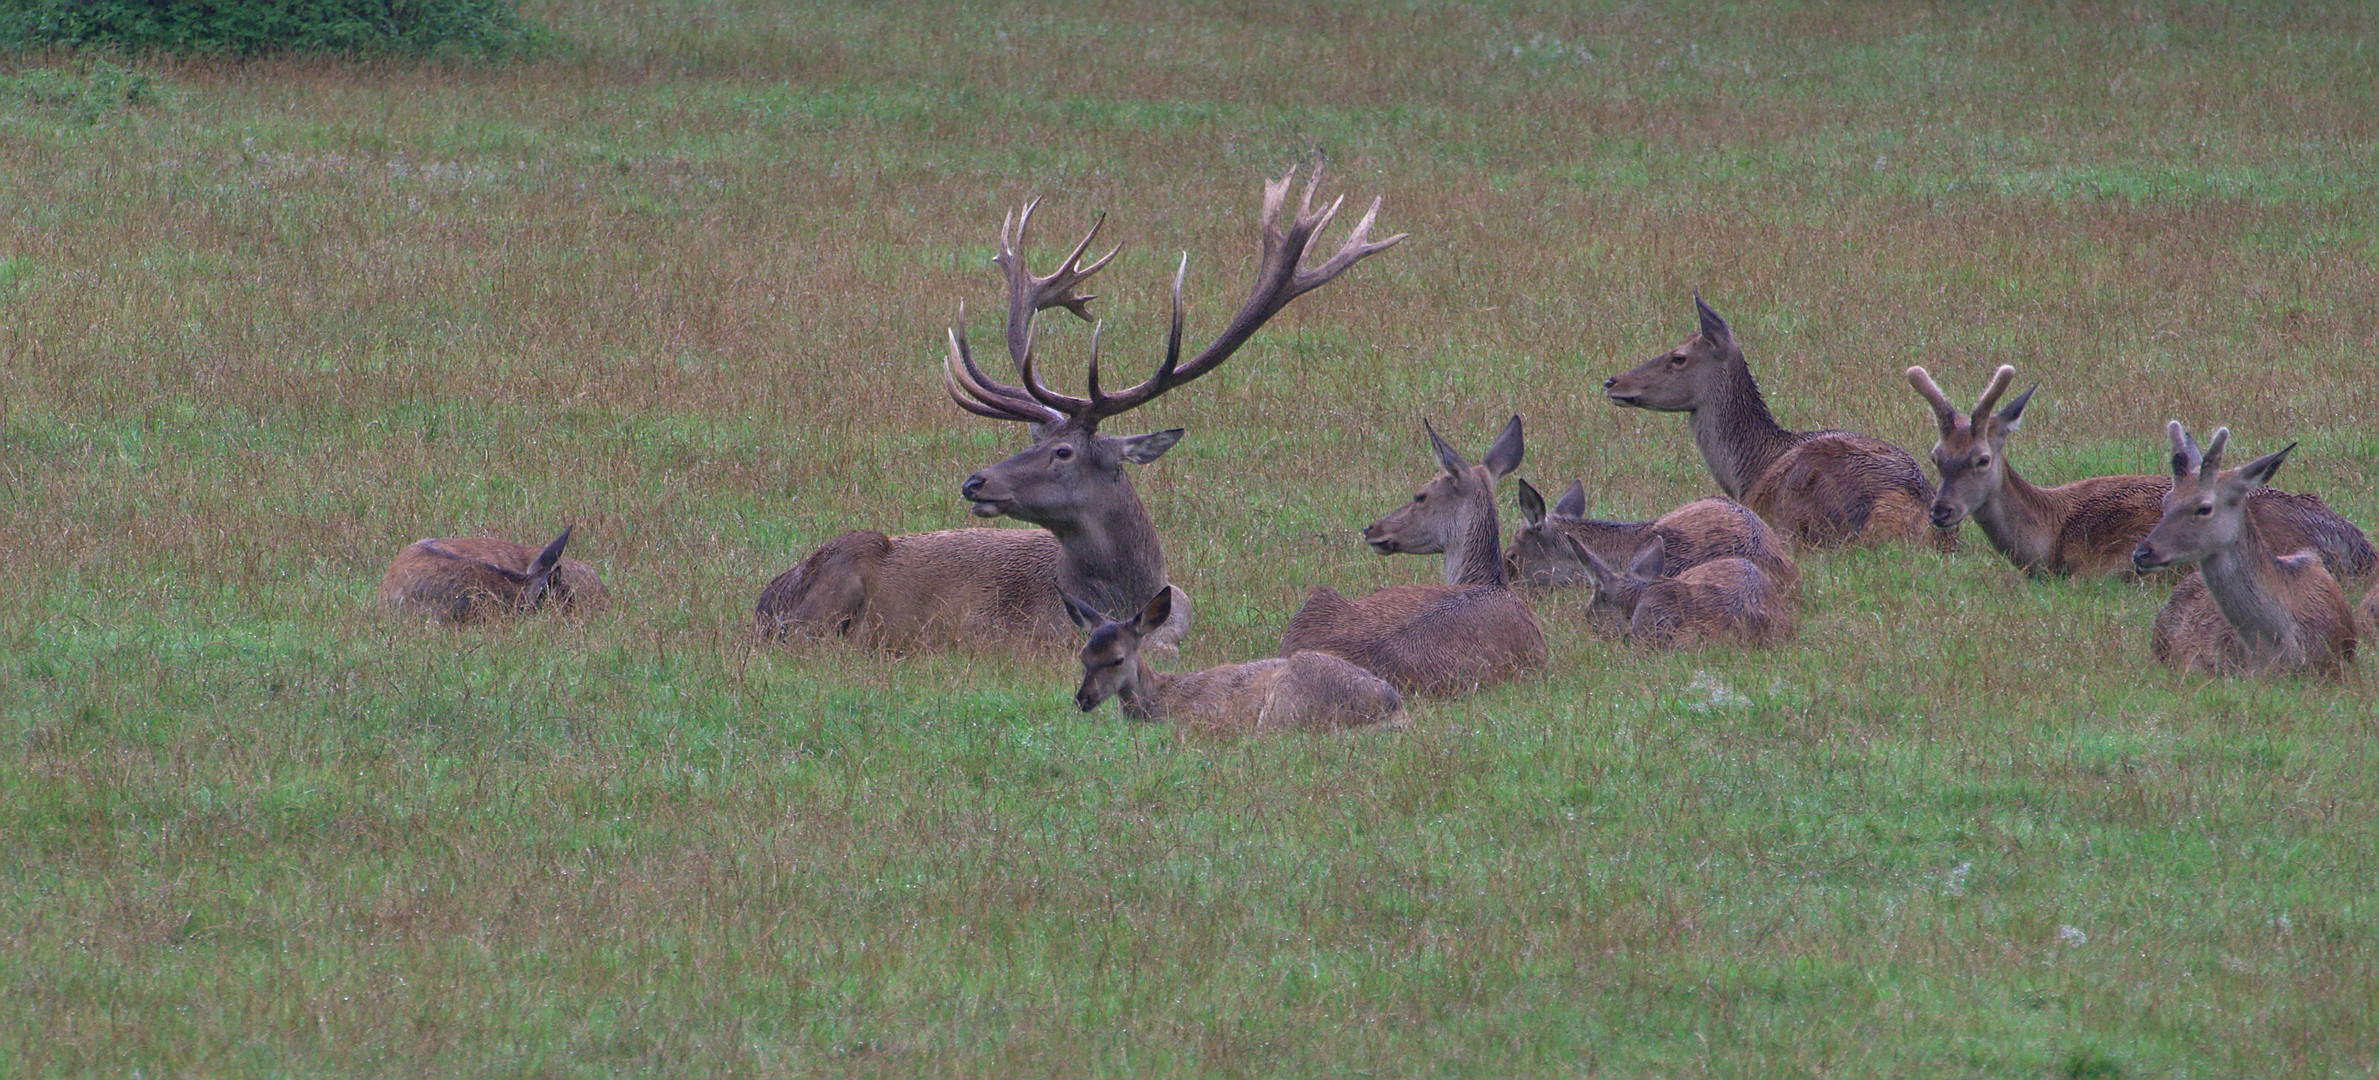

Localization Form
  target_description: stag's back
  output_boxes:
[380,537,607,624]
[1626,557,1795,650]
[1281,584,1547,697]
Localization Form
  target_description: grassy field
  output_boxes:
[4,1,2377,1075]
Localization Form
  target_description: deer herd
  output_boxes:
[378,168,2379,732]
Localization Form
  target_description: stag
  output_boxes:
[1280,417,1549,697]
[380,526,606,624]
[1604,296,1949,549]
[1066,590,1410,734]
[757,167,1403,652]
[2133,423,2358,678]
[1909,364,2374,580]
[1503,478,1798,596]
[1569,535,1795,650]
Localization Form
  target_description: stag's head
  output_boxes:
[947,167,1404,532]
[1906,364,2037,529]
[1502,477,1593,586]
[1604,295,1741,412]
[1063,589,1171,715]
[2132,422,2295,572]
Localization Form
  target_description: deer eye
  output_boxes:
[2194,503,2213,516]
[1668,354,1688,367]
[1975,454,1991,468]
[1052,446,1074,460]
[1413,492,1426,503]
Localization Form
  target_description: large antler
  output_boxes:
[942,165,1405,433]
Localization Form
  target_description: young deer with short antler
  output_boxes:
[1604,296,1949,550]
[757,168,1403,652]
[1908,365,2374,580]
[1502,478,1798,596]
[1280,417,1548,697]
[2133,423,2358,678]
[1570,535,1795,650]
[1066,590,1410,734]
[381,525,606,624]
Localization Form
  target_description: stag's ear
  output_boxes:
[1514,478,1547,527]
[1694,293,1733,346]
[1482,415,1525,479]
[2235,442,2295,490]
[1131,588,1174,634]
[1115,428,1183,464]
[1553,479,1588,519]
[1625,535,1667,581]
[1995,384,2038,433]
[1423,419,1469,475]
[1061,591,1108,634]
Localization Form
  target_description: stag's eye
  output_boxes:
[1052,446,1073,460]
[1976,455,1991,468]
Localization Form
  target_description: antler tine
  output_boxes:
[944,312,1066,426]
[2202,427,2230,474]
[2166,420,2202,478]
[1904,366,1960,435]
[996,199,1118,381]
[1972,364,2017,419]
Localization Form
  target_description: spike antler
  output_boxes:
[1905,366,1960,436]
[942,165,1406,434]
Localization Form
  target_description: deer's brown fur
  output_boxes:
[1909,365,2374,580]
[1574,536,1795,650]
[1604,296,1950,550]
[1504,479,1799,597]
[1282,417,1548,697]
[1068,591,1408,735]
[380,527,605,624]
[2134,423,2358,679]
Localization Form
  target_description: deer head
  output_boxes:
[1062,588,1172,716]
[1571,532,1666,620]
[2132,423,2296,572]
[1603,294,1741,411]
[1502,477,1593,586]
[1363,416,1524,587]
[424,525,576,611]
[1906,364,2037,529]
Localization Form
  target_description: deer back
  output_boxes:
[380,534,606,624]
[1280,583,1546,698]
[1151,653,1410,735]
[1627,557,1796,650]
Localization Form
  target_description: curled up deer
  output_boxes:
[1066,589,1410,734]
[380,525,606,624]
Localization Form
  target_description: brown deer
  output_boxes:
[2132,423,2358,678]
[1280,417,1549,697]
[1066,590,1410,734]
[1604,296,1950,550]
[1570,535,1795,649]
[1503,477,1799,596]
[757,167,1404,652]
[380,526,606,624]
[1909,364,2376,580]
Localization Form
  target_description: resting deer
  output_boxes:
[1604,296,1950,549]
[380,525,606,624]
[2132,423,2357,678]
[1503,477,1799,597]
[757,167,1403,652]
[1280,416,1549,697]
[1571,535,1795,650]
[1066,590,1410,734]
[1909,364,2375,580]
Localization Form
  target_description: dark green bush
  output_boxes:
[1,0,549,58]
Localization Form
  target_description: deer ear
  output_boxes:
[1568,536,1615,587]
[529,525,573,576]
[1115,428,1183,464]
[1625,535,1667,580]
[1553,479,1587,519]
[1060,591,1107,634]
[1132,587,1174,633]
[2235,442,2294,489]
[1694,293,1733,345]
[1995,383,2038,432]
[1482,415,1524,479]
[1514,478,1547,526]
[1423,419,1470,475]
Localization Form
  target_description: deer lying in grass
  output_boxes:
[1571,535,1795,649]
[1909,365,2375,580]
[2132,423,2358,678]
[1502,477,1799,597]
[1066,590,1410,734]
[757,167,1403,652]
[380,526,606,624]
[1280,417,1548,697]
[1604,296,1950,550]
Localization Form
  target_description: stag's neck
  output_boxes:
[1048,486,1170,621]
[1115,659,1170,723]
[1445,490,1509,588]
[1687,362,1799,499]
[2197,521,2301,657]
[1968,467,2063,572]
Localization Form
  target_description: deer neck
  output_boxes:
[1559,517,1657,565]
[1968,466,2063,571]
[1687,362,1798,500]
[1444,484,1508,588]
[1115,657,1170,723]
[2197,519,2301,657]
[1047,481,1170,622]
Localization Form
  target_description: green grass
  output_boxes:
[4,1,2378,1075]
